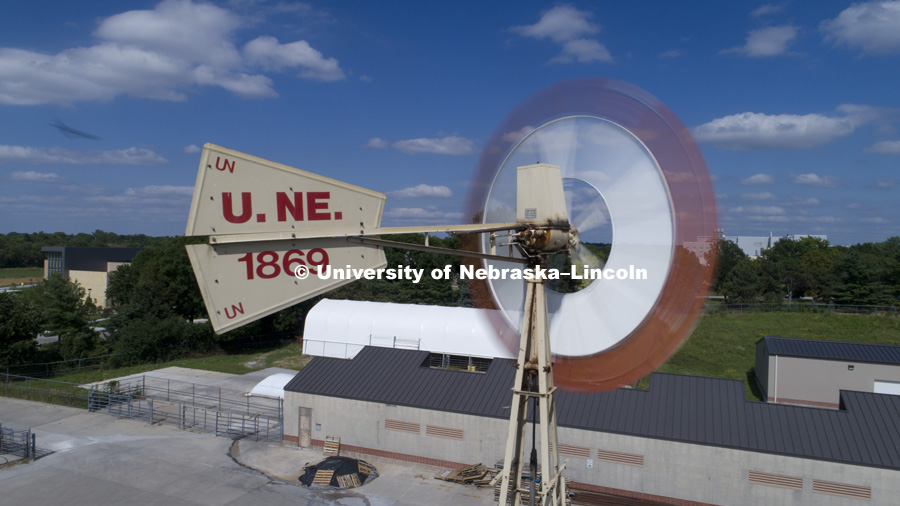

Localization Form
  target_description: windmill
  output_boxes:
[185,78,716,506]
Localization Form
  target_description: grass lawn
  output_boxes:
[0,267,43,287]
[51,341,309,385]
[9,308,900,406]
[645,310,900,400]
[3,342,308,408]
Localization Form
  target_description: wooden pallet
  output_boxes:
[336,473,361,488]
[313,469,334,485]
[323,436,341,456]
[435,463,488,484]
[358,461,373,477]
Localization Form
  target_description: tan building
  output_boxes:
[756,336,900,408]
[42,246,142,307]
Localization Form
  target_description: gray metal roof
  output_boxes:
[285,346,900,470]
[761,336,900,365]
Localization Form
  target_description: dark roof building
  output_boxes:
[756,337,900,409]
[42,246,143,278]
[760,336,900,365]
[41,246,143,307]
[285,346,900,505]
[286,346,900,471]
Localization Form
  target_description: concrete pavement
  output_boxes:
[0,396,495,506]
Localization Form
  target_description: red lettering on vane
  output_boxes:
[307,192,331,221]
[276,192,304,222]
[222,192,252,223]
[224,302,244,319]
[215,157,235,173]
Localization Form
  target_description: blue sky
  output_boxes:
[0,1,897,245]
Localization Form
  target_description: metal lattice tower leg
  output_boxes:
[497,276,567,506]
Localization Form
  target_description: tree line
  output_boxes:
[3,233,898,369]
[0,230,169,269]
[712,236,900,306]
[1,233,471,368]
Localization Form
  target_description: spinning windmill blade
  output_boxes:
[467,78,717,393]
[185,78,716,506]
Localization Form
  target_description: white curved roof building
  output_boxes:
[301,298,517,360]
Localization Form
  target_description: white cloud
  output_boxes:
[874,179,897,188]
[182,144,201,154]
[792,197,821,206]
[363,137,389,149]
[384,207,463,222]
[387,184,453,199]
[243,36,344,81]
[821,1,900,54]
[751,4,786,18]
[190,65,275,97]
[741,173,775,185]
[722,25,798,57]
[693,110,857,150]
[9,171,61,182]
[658,50,684,59]
[729,205,785,215]
[552,39,612,63]
[741,191,776,201]
[511,6,612,64]
[95,0,242,67]
[862,217,889,223]
[512,5,598,42]
[791,173,839,187]
[125,185,194,196]
[865,139,900,154]
[0,0,344,105]
[501,126,536,145]
[0,145,167,165]
[748,215,790,222]
[392,136,476,156]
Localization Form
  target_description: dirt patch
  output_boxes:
[273,354,312,370]
[240,347,310,371]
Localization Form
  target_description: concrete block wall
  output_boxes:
[284,391,900,505]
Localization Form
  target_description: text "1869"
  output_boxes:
[237,249,329,279]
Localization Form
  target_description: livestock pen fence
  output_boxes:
[1,373,283,443]
[0,424,37,460]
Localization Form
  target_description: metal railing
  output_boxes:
[2,373,283,442]
[200,408,282,441]
[1,373,91,408]
[0,424,36,460]
[703,302,899,314]
[302,336,423,359]
[2,354,121,378]
[118,375,283,419]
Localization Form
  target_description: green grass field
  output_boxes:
[51,341,307,384]
[648,310,900,400]
[0,267,43,287]
[7,309,900,407]
[0,267,43,279]
[2,342,307,409]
